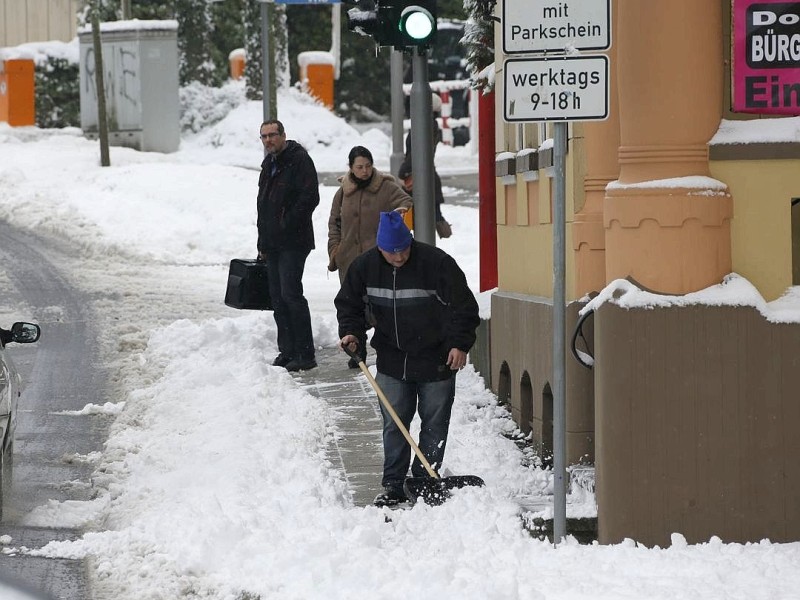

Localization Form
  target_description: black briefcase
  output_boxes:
[224,259,273,310]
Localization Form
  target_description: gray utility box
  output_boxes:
[79,20,180,153]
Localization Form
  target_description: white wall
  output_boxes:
[0,0,81,47]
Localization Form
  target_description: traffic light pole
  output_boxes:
[390,49,405,177]
[410,46,435,245]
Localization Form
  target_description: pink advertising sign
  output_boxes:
[732,0,800,114]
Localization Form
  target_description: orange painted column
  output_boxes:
[604,1,732,294]
[573,3,620,297]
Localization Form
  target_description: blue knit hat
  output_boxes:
[376,211,412,253]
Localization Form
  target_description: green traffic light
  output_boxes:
[400,5,434,41]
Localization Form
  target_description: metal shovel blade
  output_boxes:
[403,475,485,506]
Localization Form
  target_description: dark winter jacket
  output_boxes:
[257,140,320,252]
[335,241,480,382]
[402,119,445,211]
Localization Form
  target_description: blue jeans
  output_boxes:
[375,372,456,489]
[265,249,314,360]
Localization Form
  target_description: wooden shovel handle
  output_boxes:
[342,343,440,479]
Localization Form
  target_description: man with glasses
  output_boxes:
[257,119,320,371]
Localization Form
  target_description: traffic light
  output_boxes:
[393,1,437,46]
[346,1,437,49]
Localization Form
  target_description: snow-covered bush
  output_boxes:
[179,79,247,133]
[35,56,80,128]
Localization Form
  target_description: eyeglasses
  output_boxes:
[260,132,281,140]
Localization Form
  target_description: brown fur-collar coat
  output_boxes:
[327,168,412,283]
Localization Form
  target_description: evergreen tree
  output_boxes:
[83,0,173,21]
[126,0,172,19]
[285,5,330,88]
[243,0,263,100]
[209,0,246,82]
[462,0,496,91]
[337,20,391,120]
[439,0,468,18]
[273,5,290,89]
[243,1,287,105]
[176,0,216,86]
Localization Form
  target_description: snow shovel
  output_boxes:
[342,344,484,506]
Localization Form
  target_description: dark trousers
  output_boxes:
[375,372,456,490]
[265,249,315,360]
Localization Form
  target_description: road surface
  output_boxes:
[0,222,107,599]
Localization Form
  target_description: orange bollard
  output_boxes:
[304,63,334,109]
[298,52,335,110]
[229,49,245,81]
[0,59,35,127]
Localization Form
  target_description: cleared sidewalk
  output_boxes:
[293,346,386,507]
[293,346,598,542]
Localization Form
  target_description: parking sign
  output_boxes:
[504,55,609,122]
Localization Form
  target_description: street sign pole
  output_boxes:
[500,0,612,548]
[552,121,567,544]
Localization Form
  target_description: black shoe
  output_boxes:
[285,357,317,372]
[272,353,293,368]
[373,486,407,507]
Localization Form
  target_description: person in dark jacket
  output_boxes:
[257,119,320,372]
[400,93,452,238]
[397,160,451,239]
[335,211,479,506]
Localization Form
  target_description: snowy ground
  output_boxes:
[0,88,798,599]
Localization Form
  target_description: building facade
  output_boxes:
[489,0,800,546]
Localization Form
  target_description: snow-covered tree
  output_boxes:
[244,0,288,103]
[462,0,496,91]
[176,0,216,86]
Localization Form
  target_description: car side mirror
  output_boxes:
[11,322,41,344]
